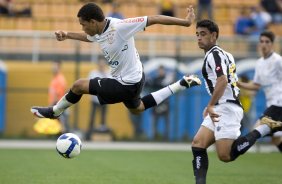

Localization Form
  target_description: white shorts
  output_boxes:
[202,102,243,140]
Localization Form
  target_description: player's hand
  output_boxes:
[203,107,208,118]
[206,105,220,122]
[185,5,195,26]
[55,30,68,41]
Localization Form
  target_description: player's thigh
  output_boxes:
[89,77,142,106]
[72,78,90,94]
[215,139,234,161]
[192,125,215,148]
[272,136,282,145]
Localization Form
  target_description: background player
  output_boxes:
[238,30,282,152]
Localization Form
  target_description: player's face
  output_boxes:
[196,27,217,51]
[79,18,99,36]
[259,36,273,57]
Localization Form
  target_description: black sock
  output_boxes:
[141,94,157,110]
[277,142,282,153]
[192,147,208,184]
[230,130,261,161]
[65,89,82,104]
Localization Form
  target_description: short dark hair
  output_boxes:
[260,31,275,42]
[196,19,219,39]
[77,3,105,22]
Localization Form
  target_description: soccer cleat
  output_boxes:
[260,116,282,133]
[31,106,60,119]
[180,75,202,88]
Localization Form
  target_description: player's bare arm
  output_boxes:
[147,5,195,27]
[237,81,260,91]
[55,31,91,42]
[206,75,228,122]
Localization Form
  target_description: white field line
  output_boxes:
[0,140,279,153]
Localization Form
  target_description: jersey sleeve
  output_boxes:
[115,16,148,40]
[86,35,95,42]
[208,50,227,78]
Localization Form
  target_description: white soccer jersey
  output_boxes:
[87,17,147,85]
[253,52,282,107]
[202,45,241,105]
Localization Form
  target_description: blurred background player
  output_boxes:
[86,56,111,140]
[260,0,282,24]
[238,30,282,153]
[234,7,255,36]
[196,0,213,21]
[106,2,124,19]
[158,0,175,17]
[48,60,70,133]
[146,65,174,141]
[0,0,31,17]
[238,75,255,133]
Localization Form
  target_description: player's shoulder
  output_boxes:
[206,46,234,60]
[207,45,227,55]
[271,52,282,61]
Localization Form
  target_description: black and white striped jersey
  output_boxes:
[202,45,241,106]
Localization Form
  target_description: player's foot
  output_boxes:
[31,106,59,119]
[260,116,282,133]
[180,75,201,88]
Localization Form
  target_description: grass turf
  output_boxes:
[0,149,280,184]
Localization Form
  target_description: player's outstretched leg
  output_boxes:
[230,116,282,161]
[31,89,82,119]
[141,75,201,111]
[259,116,282,133]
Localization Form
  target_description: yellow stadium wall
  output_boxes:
[4,61,134,139]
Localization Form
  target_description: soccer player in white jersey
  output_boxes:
[238,31,282,153]
[31,3,201,119]
[191,20,282,184]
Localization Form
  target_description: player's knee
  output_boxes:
[130,109,141,115]
[217,153,232,163]
[71,79,85,94]
[129,103,145,115]
[129,107,143,115]
[192,138,204,148]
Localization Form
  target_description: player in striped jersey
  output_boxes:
[238,31,282,153]
[191,20,282,184]
[31,3,201,120]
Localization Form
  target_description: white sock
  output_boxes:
[255,124,271,137]
[151,86,173,105]
[53,95,73,116]
[168,80,186,94]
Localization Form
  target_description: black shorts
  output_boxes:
[260,105,282,121]
[89,73,145,109]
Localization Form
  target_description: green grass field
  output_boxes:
[0,149,280,184]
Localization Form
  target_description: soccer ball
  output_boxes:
[56,133,82,159]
